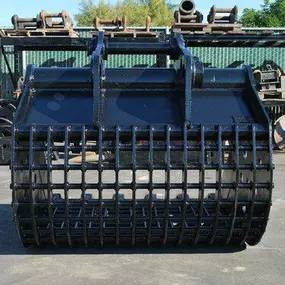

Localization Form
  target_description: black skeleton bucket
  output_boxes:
[11,33,273,247]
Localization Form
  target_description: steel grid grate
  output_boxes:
[11,124,273,246]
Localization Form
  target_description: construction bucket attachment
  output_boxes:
[9,10,77,37]
[11,33,273,247]
[12,10,73,30]
[174,0,203,24]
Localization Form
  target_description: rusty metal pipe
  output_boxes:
[214,16,230,21]
[179,0,195,15]
[215,8,234,13]
[11,15,37,30]
[12,17,36,23]
[207,5,238,24]
[44,13,63,17]
[146,15,151,32]
[99,19,120,25]
[179,15,197,20]
[94,17,122,30]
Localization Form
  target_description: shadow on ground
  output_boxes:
[0,204,246,255]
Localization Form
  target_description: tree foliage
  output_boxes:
[75,0,174,27]
[241,0,285,27]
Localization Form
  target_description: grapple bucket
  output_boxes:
[11,33,273,247]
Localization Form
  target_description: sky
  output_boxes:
[0,0,264,27]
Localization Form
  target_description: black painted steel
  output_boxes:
[0,100,16,164]
[2,32,285,49]
[11,32,273,247]
[184,34,285,47]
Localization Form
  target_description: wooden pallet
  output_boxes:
[0,28,79,38]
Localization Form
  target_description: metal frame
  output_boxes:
[0,35,171,98]
[2,27,285,96]
[0,37,89,96]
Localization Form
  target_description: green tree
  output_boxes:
[116,0,149,26]
[148,0,173,26]
[75,0,174,27]
[241,0,285,27]
[75,0,117,26]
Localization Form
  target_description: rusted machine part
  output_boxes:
[93,15,157,37]
[8,10,77,37]
[207,5,238,24]
[94,17,122,31]
[121,15,128,32]
[273,115,285,149]
[172,0,242,34]
[174,0,203,24]
[254,65,285,100]
[11,15,38,30]
[179,0,195,14]
[39,10,74,29]
[12,10,74,30]
[145,15,151,32]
